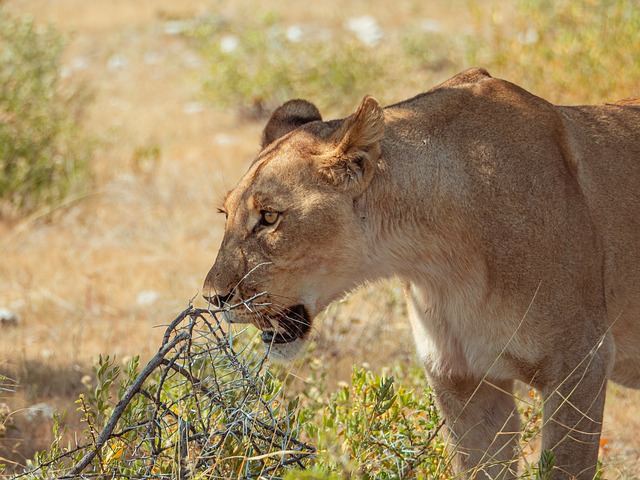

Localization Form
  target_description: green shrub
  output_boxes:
[0,10,91,217]
[191,13,417,115]
[18,308,315,479]
[13,307,448,479]
[290,365,448,480]
[11,306,576,479]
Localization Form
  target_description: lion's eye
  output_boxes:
[260,210,280,226]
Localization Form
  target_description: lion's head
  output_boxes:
[203,96,385,358]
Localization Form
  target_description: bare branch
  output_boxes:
[65,330,190,477]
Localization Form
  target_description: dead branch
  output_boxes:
[65,330,190,477]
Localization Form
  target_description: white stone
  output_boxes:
[286,25,303,43]
[219,35,239,54]
[183,102,205,115]
[345,16,383,47]
[136,290,161,306]
[107,54,129,70]
[0,308,19,326]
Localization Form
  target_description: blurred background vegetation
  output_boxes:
[193,0,639,114]
[0,12,91,218]
[0,0,638,477]
[2,0,638,216]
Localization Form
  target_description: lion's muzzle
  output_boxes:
[204,291,312,344]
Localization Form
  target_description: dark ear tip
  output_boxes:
[278,99,322,121]
[261,99,322,148]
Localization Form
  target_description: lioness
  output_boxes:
[203,68,640,479]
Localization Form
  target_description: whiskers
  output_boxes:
[204,290,315,347]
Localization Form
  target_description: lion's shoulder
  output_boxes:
[387,67,551,117]
[434,67,493,88]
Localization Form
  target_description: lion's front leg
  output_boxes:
[406,283,520,478]
[537,346,611,480]
[428,374,520,479]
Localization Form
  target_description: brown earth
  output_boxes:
[0,0,637,476]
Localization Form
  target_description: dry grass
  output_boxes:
[0,0,638,475]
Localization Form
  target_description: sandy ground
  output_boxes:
[0,0,638,476]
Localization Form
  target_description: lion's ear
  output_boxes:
[320,95,385,193]
[261,99,322,149]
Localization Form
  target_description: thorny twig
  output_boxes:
[14,300,315,479]
[65,330,190,477]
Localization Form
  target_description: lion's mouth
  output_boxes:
[261,304,311,345]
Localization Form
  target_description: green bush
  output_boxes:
[11,307,447,479]
[23,363,448,480]
[11,306,571,479]
[290,365,448,479]
[0,10,91,217]
[191,13,415,116]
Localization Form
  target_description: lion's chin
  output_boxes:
[265,338,307,363]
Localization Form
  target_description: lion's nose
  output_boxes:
[203,292,234,309]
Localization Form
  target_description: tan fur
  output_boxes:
[203,68,640,479]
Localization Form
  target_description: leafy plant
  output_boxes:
[0,9,92,217]
[15,306,449,480]
[535,450,556,480]
[292,365,448,479]
[18,307,315,479]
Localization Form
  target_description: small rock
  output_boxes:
[183,101,205,115]
[143,51,163,65]
[163,20,190,36]
[71,56,89,71]
[136,290,161,306]
[107,54,129,70]
[286,25,303,43]
[517,27,539,45]
[419,19,442,33]
[60,56,89,79]
[219,35,239,54]
[182,52,203,69]
[345,16,383,47]
[0,308,19,326]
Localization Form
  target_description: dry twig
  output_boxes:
[16,300,315,479]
